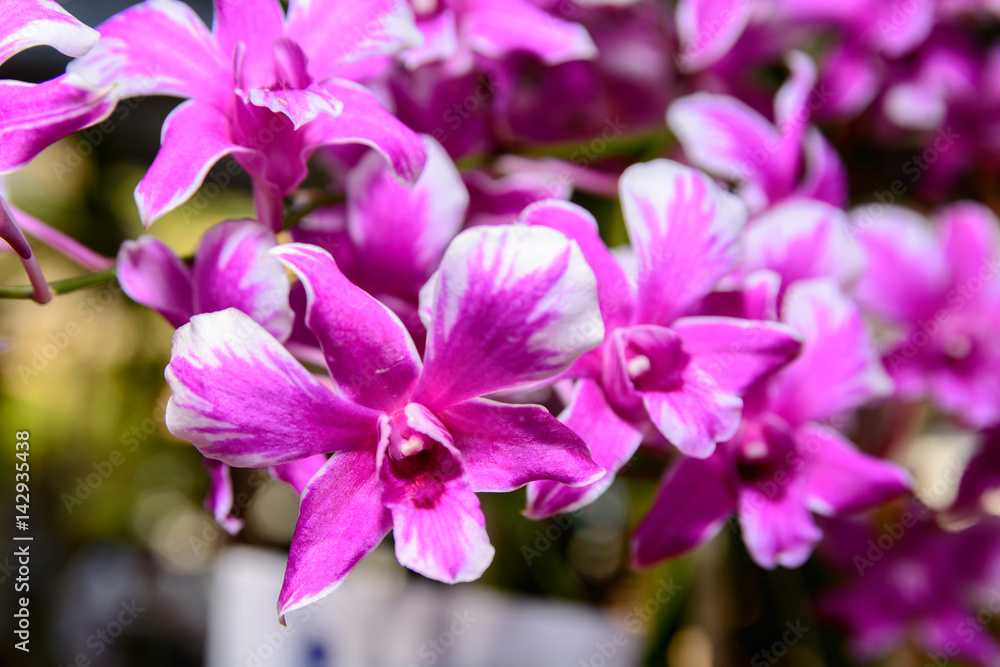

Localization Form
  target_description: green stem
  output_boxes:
[0,267,117,300]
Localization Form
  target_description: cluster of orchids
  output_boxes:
[6,0,1000,662]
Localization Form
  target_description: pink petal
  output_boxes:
[668,93,781,192]
[799,144,847,213]
[0,76,114,173]
[135,100,251,227]
[798,424,911,516]
[643,363,743,458]
[270,454,328,496]
[437,397,604,494]
[744,198,865,291]
[165,308,380,467]
[413,225,604,409]
[738,482,822,569]
[377,407,495,583]
[67,0,231,108]
[244,87,342,130]
[285,0,420,82]
[305,79,427,184]
[938,202,1000,303]
[116,235,193,328]
[271,243,422,413]
[525,379,643,519]
[0,0,98,63]
[461,0,597,65]
[631,453,737,566]
[675,0,754,72]
[770,280,893,425]
[521,199,634,331]
[345,135,467,301]
[278,450,392,618]
[673,316,804,394]
[773,51,817,153]
[192,219,293,341]
[620,159,746,325]
[203,459,243,534]
[211,0,285,87]
[852,206,950,324]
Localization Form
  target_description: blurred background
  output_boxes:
[0,1,996,666]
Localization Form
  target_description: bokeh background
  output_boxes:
[0,1,995,666]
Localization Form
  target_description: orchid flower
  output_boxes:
[525,159,804,519]
[0,0,116,303]
[739,197,866,304]
[853,202,1000,428]
[291,135,467,344]
[631,279,909,569]
[164,226,606,617]
[117,219,294,339]
[68,0,427,230]
[669,51,847,214]
[118,218,316,531]
[821,515,1000,666]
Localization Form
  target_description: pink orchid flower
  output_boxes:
[525,159,804,519]
[69,0,428,230]
[164,226,606,617]
[631,280,910,569]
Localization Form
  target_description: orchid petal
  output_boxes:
[437,397,604,494]
[0,75,114,174]
[165,309,379,467]
[278,450,392,619]
[668,93,781,189]
[271,455,328,496]
[521,199,634,331]
[739,482,823,569]
[377,408,495,583]
[414,225,604,409]
[244,88,342,130]
[744,199,865,291]
[631,453,737,566]
[643,364,743,458]
[116,236,193,328]
[271,243,422,413]
[192,219,293,341]
[675,0,753,72]
[68,0,231,107]
[0,0,98,64]
[346,135,467,301]
[771,280,893,426]
[461,0,597,65]
[306,79,427,184]
[525,379,643,519]
[798,128,848,208]
[673,316,803,394]
[204,459,243,534]
[285,0,420,82]
[135,100,251,228]
[620,159,746,325]
[852,206,950,324]
[798,424,911,516]
[212,0,285,83]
